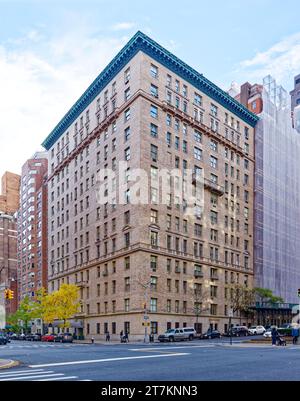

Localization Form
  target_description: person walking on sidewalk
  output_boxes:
[271,327,278,346]
[124,331,129,343]
[292,327,299,345]
[120,330,123,343]
[106,331,110,342]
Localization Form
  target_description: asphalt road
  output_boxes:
[0,338,300,381]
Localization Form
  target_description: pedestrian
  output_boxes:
[106,331,110,342]
[91,336,95,344]
[292,327,299,345]
[120,330,123,343]
[124,331,129,343]
[271,327,278,346]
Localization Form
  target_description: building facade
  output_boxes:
[17,153,48,303]
[42,32,258,339]
[237,76,300,306]
[0,172,20,215]
[290,74,300,133]
[0,213,18,315]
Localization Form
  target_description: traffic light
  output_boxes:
[298,289,300,298]
[4,289,14,300]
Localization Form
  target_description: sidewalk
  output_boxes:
[73,340,156,346]
[0,359,19,369]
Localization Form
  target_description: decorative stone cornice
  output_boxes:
[42,31,258,150]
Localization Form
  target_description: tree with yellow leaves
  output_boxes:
[41,284,80,331]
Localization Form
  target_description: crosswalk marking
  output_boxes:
[0,369,45,376]
[0,368,78,381]
[36,376,78,381]
[0,373,64,381]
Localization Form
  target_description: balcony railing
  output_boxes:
[194,271,204,278]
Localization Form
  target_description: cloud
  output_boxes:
[237,32,300,88]
[111,22,136,31]
[0,25,127,178]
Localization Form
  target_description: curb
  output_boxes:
[0,360,20,370]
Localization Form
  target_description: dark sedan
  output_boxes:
[201,330,221,339]
[0,334,8,345]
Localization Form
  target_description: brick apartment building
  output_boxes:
[42,32,258,340]
[0,172,20,315]
[0,172,20,215]
[17,153,48,303]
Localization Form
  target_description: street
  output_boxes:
[1,339,300,381]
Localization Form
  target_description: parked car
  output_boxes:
[55,333,74,343]
[41,334,55,342]
[25,334,35,341]
[226,326,249,337]
[248,325,266,335]
[201,330,221,339]
[17,333,26,341]
[158,329,186,342]
[263,330,272,338]
[32,333,42,342]
[182,328,197,341]
[0,334,8,345]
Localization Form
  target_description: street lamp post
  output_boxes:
[139,279,152,344]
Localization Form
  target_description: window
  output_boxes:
[194,93,202,106]
[124,147,131,161]
[124,108,131,122]
[150,298,157,313]
[124,67,130,83]
[175,136,180,150]
[166,132,172,147]
[194,147,202,161]
[124,232,130,247]
[210,211,218,225]
[151,209,158,224]
[151,145,158,162]
[124,127,131,142]
[124,87,131,101]
[210,140,218,152]
[150,105,158,119]
[211,104,218,117]
[167,74,172,87]
[194,130,202,143]
[183,85,188,97]
[211,229,218,241]
[151,84,158,98]
[151,256,157,272]
[210,156,218,169]
[150,123,158,138]
[150,231,158,247]
[194,223,202,237]
[150,64,158,78]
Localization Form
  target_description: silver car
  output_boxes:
[158,329,185,342]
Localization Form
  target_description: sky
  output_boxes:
[0,0,299,179]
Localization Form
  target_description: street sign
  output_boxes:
[143,315,149,320]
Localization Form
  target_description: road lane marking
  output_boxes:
[130,345,216,351]
[0,369,45,376]
[0,373,64,381]
[29,353,190,368]
[0,371,54,378]
[36,376,78,381]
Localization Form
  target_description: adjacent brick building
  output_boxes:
[42,32,258,339]
[237,76,300,317]
[17,152,48,302]
[0,172,20,215]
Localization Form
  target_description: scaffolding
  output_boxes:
[254,76,300,304]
